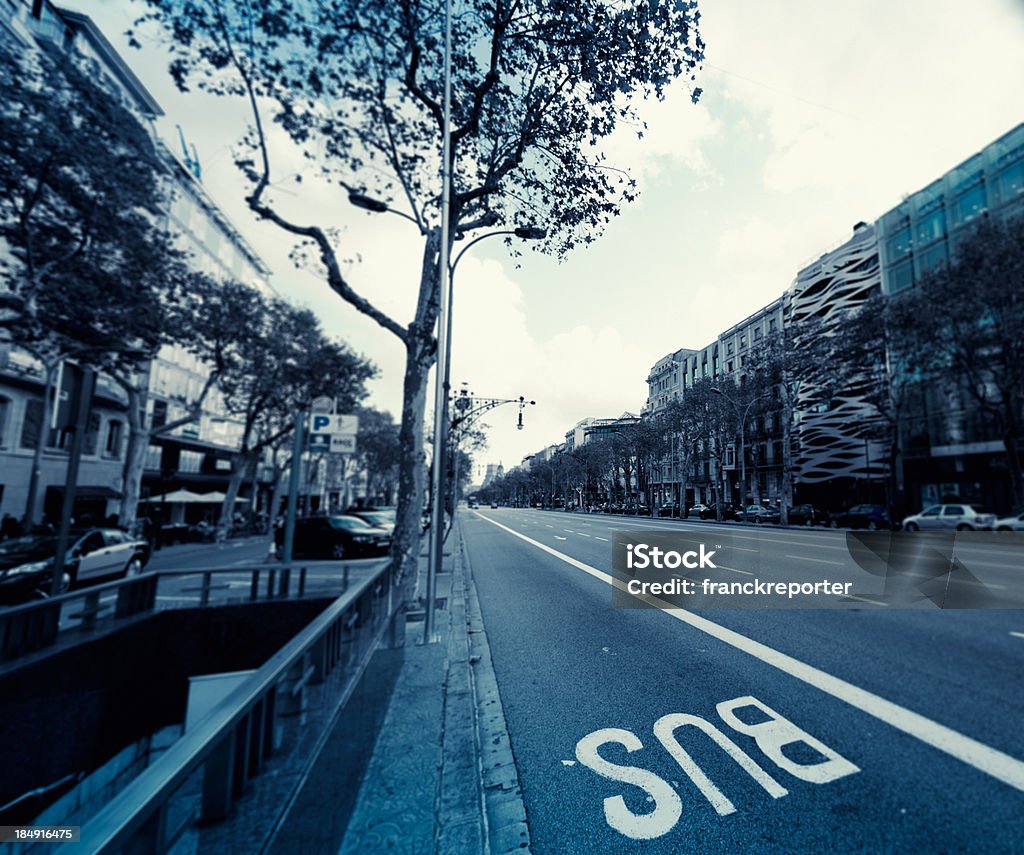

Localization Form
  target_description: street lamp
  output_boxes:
[711,387,772,507]
[349,190,546,643]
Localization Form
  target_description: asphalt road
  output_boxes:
[463,507,1024,854]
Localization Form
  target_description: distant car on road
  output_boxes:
[658,502,680,518]
[276,515,391,560]
[787,504,832,527]
[490,501,499,509]
[0,527,151,605]
[467,500,479,509]
[738,504,779,524]
[902,504,996,531]
[834,504,891,530]
[994,511,1024,531]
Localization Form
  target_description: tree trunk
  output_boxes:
[1002,428,1023,511]
[218,448,258,542]
[119,379,149,532]
[779,388,794,525]
[391,329,433,590]
[23,360,59,528]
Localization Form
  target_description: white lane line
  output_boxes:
[784,555,846,566]
[1010,632,1024,640]
[476,513,1024,794]
[844,594,890,607]
[595,536,609,542]
[546,524,554,528]
[717,565,754,576]
[578,533,591,538]
[564,529,577,534]
[554,535,567,541]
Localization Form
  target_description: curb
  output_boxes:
[458,523,532,854]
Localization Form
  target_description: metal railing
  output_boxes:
[0,560,381,665]
[77,560,400,853]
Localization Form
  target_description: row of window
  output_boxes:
[0,397,124,457]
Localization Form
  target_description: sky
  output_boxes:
[65,0,1024,476]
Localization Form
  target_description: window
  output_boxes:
[769,318,777,332]
[915,208,946,244]
[942,505,965,516]
[888,258,914,293]
[951,183,986,227]
[151,400,168,429]
[20,399,43,449]
[885,227,912,260]
[916,240,948,276]
[920,505,941,516]
[84,413,100,456]
[753,327,762,341]
[105,420,123,457]
[993,161,1024,203]
[0,396,9,448]
[740,334,747,349]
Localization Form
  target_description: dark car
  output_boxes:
[658,502,681,518]
[276,515,391,560]
[0,528,151,605]
[787,504,832,526]
[834,504,892,530]
[622,502,650,516]
[704,503,741,521]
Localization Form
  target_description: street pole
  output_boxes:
[281,410,306,597]
[424,0,453,645]
[51,368,95,596]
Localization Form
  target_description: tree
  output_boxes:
[355,407,402,506]
[914,216,1024,510]
[137,0,706,584]
[183,280,376,539]
[0,40,189,525]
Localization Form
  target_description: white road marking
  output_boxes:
[1011,632,1024,640]
[564,529,577,534]
[561,760,577,766]
[554,536,567,541]
[579,532,591,538]
[474,513,1024,794]
[717,565,754,576]
[844,594,890,607]
[595,536,609,542]
[784,555,846,566]
[546,524,554,528]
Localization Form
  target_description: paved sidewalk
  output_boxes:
[338,521,530,854]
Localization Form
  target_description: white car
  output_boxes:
[994,511,1024,532]
[901,504,996,531]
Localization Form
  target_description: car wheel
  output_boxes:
[331,543,346,560]
[754,515,762,524]
[868,521,880,531]
[997,526,1011,532]
[124,558,143,578]
[955,524,972,531]
[904,522,919,532]
[804,519,813,526]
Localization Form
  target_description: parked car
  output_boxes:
[276,515,391,560]
[0,527,151,605]
[787,504,832,527]
[687,503,711,519]
[705,503,741,521]
[994,511,1024,531]
[738,504,779,524]
[490,501,499,509]
[346,508,396,534]
[622,502,650,516]
[834,504,892,530]
[658,502,681,518]
[901,504,997,531]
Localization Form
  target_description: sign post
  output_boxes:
[281,410,306,596]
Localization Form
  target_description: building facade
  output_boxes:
[0,2,273,528]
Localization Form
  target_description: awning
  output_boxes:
[195,491,247,504]
[141,489,206,503]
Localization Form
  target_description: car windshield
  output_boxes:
[329,515,374,531]
[357,512,392,526]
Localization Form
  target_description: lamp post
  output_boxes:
[711,387,772,507]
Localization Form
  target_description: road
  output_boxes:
[463,508,1024,854]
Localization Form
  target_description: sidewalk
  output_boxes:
[337,520,531,854]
